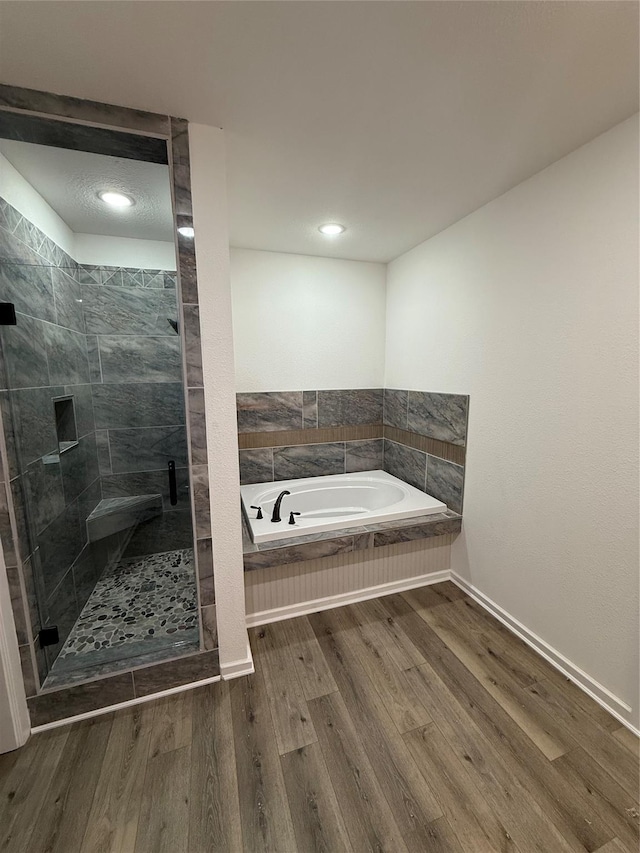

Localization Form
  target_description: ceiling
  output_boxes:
[0,1,637,263]
[0,140,174,240]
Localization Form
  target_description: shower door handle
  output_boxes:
[168,460,178,506]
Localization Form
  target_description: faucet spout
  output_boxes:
[271,490,291,522]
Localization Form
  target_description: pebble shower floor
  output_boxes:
[47,548,199,681]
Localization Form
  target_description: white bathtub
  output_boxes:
[241,469,447,543]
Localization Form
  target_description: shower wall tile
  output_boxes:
[68,383,96,438]
[383,388,408,429]
[0,262,55,322]
[11,385,63,467]
[37,500,84,599]
[187,388,208,465]
[95,430,112,474]
[1,313,49,389]
[101,467,191,513]
[108,425,188,473]
[82,285,178,336]
[9,478,32,562]
[426,454,465,514]
[237,391,303,433]
[123,508,193,558]
[317,388,383,427]
[239,448,273,485]
[273,442,345,481]
[59,434,99,503]
[43,569,78,667]
[183,304,203,387]
[92,382,185,430]
[383,439,427,491]
[345,439,384,473]
[408,391,469,446]
[86,335,102,383]
[23,456,65,536]
[98,335,181,383]
[303,390,318,429]
[44,325,90,385]
[52,268,84,333]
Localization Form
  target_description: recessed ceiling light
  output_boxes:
[98,190,134,208]
[318,223,346,236]
[177,226,195,238]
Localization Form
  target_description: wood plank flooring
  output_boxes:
[1,581,638,852]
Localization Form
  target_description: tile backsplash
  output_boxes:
[236,387,469,515]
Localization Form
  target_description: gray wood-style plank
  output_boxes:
[229,670,297,851]
[188,682,243,853]
[1,582,637,853]
[248,622,318,755]
[281,740,354,853]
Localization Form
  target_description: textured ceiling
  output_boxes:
[0,1,637,262]
[0,140,173,240]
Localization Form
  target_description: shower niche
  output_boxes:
[0,107,202,690]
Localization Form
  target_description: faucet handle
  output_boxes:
[288,511,301,525]
[250,505,263,519]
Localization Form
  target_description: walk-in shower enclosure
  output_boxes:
[0,86,218,721]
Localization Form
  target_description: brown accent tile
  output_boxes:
[133,650,220,697]
[28,673,134,726]
[383,426,465,465]
[238,424,383,449]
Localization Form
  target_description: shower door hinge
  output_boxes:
[0,303,16,325]
[38,626,59,648]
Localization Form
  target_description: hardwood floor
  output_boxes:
[1,581,638,852]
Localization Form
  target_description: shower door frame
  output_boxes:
[0,83,217,727]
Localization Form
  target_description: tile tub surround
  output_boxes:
[0,86,219,723]
[242,509,462,571]
[236,387,468,512]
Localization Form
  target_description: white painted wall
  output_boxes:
[74,233,176,270]
[385,115,639,728]
[231,248,386,391]
[189,123,253,678]
[0,151,176,270]
[0,151,75,256]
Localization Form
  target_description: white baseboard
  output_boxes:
[220,641,255,680]
[246,569,450,627]
[31,675,222,734]
[450,572,639,737]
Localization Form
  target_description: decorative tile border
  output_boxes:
[0,84,218,723]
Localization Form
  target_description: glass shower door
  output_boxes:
[0,231,198,688]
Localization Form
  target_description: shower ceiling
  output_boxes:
[0,139,174,241]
